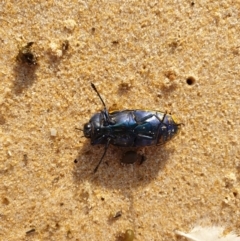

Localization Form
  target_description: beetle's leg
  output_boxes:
[135,113,165,125]
[160,112,167,124]
[139,155,146,165]
[135,112,167,125]
[154,112,168,145]
[101,110,115,126]
[135,114,154,124]
[94,138,111,173]
[91,83,115,125]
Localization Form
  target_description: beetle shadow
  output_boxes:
[12,62,38,95]
[72,140,175,190]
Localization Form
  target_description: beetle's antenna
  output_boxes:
[91,83,107,109]
[161,112,167,123]
[94,138,110,173]
[75,127,83,131]
[75,127,85,137]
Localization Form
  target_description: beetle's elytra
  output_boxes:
[83,83,181,173]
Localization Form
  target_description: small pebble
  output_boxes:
[50,128,57,137]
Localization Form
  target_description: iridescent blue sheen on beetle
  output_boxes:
[83,83,181,172]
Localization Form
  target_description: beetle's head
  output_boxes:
[83,122,91,138]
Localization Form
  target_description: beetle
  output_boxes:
[83,83,181,173]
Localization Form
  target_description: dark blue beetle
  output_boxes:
[84,83,181,172]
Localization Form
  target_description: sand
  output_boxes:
[0,1,239,240]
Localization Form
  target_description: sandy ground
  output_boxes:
[0,1,240,240]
